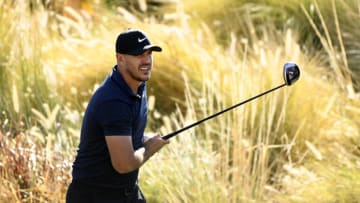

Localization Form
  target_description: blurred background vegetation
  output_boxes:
[0,0,359,202]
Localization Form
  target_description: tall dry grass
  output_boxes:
[0,0,54,129]
[0,0,359,203]
[183,0,360,92]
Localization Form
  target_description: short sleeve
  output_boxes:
[96,101,133,136]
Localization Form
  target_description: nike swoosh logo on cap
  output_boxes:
[138,37,147,43]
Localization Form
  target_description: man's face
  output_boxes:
[119,50,153,83]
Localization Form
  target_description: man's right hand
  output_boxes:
[106,133,169,174]
[143,133,169,157]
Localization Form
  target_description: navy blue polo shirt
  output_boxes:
[72,65,148,188]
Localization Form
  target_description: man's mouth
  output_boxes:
[139,65,151,72]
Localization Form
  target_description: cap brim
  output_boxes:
[144,45,162,52]
[127,45,162,55]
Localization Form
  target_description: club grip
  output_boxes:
[162,132,178,140]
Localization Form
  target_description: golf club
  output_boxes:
[162,62,300,140]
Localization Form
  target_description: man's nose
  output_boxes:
[141,54,152,64]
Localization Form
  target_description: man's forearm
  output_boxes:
[131,135,167,170]
[111,134,168,174]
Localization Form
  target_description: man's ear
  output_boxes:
[116,53,124,63]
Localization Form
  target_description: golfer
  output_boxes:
[66,29,169,203]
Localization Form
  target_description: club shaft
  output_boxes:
[162,83,287,140]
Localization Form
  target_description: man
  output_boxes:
[66,29,169,203]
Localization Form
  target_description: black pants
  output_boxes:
[66,180,146,203]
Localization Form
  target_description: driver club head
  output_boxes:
[283,62,300,86]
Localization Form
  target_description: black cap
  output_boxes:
[115,29,162,55]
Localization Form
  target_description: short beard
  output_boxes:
[127,67,150,82]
